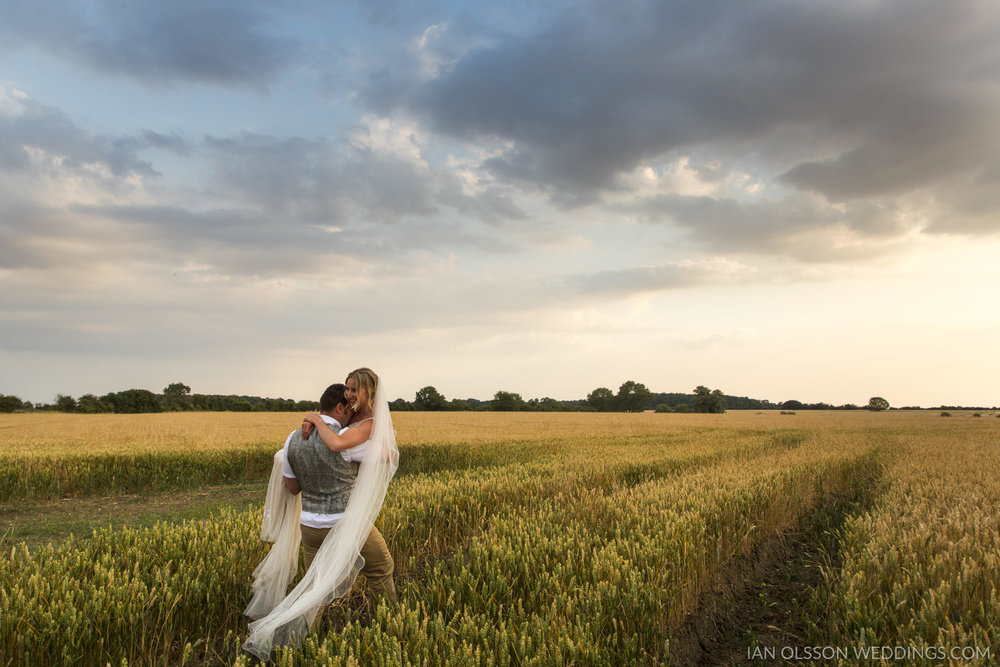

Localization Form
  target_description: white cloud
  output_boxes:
[416,22,450,78]
[0,85,28,114]
[613,157,720,200]
[351,114,428,166]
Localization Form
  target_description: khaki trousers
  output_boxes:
[300,524,397,601]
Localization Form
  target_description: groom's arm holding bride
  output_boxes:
[279,428,302,496]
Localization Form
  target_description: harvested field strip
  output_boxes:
[0,482,265,549]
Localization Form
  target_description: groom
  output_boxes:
[281,382,397,601]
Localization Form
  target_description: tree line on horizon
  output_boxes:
[1,381,734,414]
[394,383,736,413]
[0,383,319,415]
[2,381,978,415]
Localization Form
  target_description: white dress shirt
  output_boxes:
[282,414,368,528]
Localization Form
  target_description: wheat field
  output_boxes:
[1,410,997,665]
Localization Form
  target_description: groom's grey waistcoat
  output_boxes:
[286,428,359,515]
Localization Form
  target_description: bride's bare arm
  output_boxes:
[302,412,372,452]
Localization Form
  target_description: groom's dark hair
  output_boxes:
[319,383,350,413]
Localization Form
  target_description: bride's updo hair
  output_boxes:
[347,367,378,413]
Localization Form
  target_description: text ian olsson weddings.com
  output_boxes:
[748,645,991,662]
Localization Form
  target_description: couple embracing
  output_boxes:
[243,367,400,660]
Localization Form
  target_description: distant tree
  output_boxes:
[781,400,804,411]
[161,382,193,411]
[720,394,776,410]
[227,398,253,412]
[492,390,526,411]
[447,398,470,411]
[191,394,218,411]
[673,403,692,413]
[55,394,77,412]
[654,404,673,413]
[867,396,890,412]
[692,386,727,414]
[0,394,23,413]
[586,387,615,412]
[389,398,413,411]
[537,397,564,411]
[101,389,161,413]
[616,381,653,412]
[464,397,488,410]
[265,398,296,412]
[76,394,108,414]
[99,392,118,412]
[414,386,448,411]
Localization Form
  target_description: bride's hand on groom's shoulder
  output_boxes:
[301,412,321,438]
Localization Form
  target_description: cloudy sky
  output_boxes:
[1,0,998,407]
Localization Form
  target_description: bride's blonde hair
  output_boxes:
[347,367,378,414]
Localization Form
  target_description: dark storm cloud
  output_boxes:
[135,131,191,155]
[0,98,209,272]
[68,202,354,276]
[201,131,524,230]
[0,106,525,279]
[929,157,1000,235]
[0,196,69,271]
[0,0,297,86]
[632,193,906,263]
[61,198,509,278]
[0,96,161,179]
[203,134,350,220]
[371,0,1000,233]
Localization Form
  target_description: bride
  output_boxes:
[242,368,400,660]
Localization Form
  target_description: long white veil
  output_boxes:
[243,450,302,620]
[243,380,399,660]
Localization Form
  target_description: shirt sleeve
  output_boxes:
[281,430,296,478]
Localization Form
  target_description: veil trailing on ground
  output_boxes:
[242,380,400,661]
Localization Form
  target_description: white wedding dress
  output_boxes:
[242,381,399,660]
